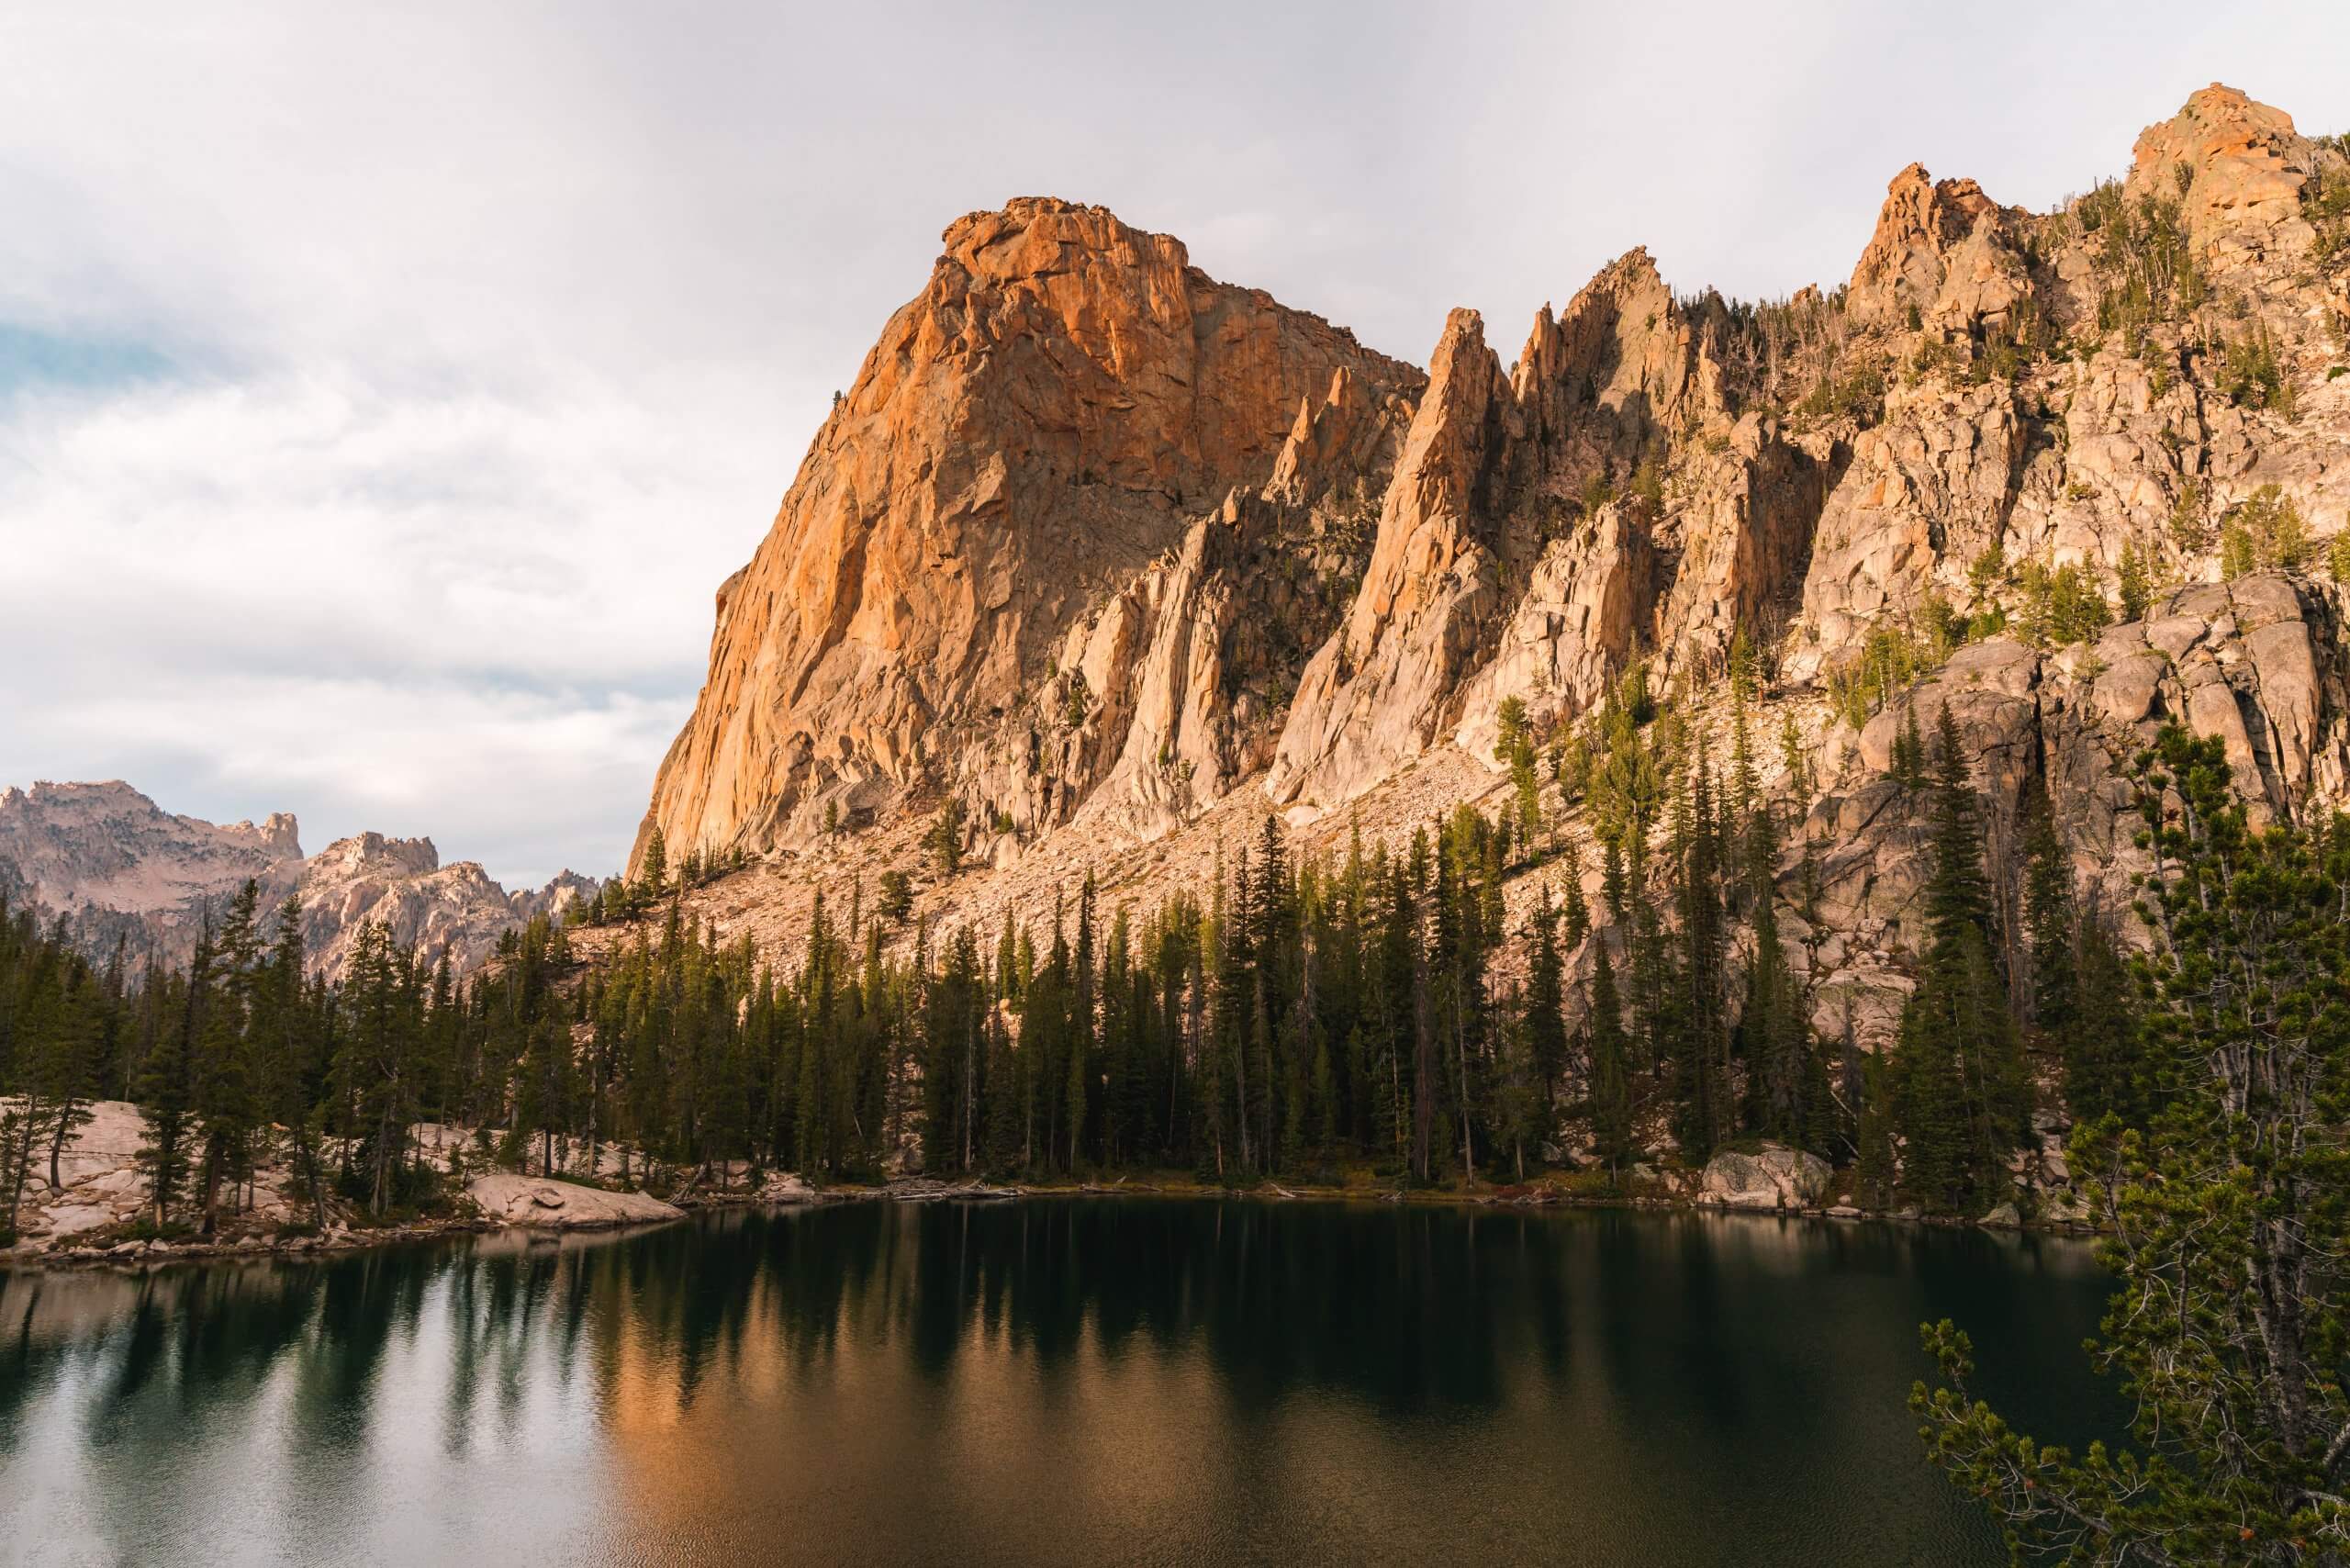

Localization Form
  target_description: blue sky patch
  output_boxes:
[0,323,176,398]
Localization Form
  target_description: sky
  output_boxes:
[3,4,2344,888]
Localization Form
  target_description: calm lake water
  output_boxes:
[0,1200,2119,1567]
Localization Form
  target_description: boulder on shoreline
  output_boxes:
[1697,1145,1831,1211]
[465,1174,684,1230]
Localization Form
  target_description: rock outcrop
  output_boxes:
[1792,571,2347,1053]
[1271,249,1750,806]
[2126,83,2330,282]
[1268,307,1508,807]
[1845,163,2010,326]
[297,833,593,980]
[1699,1144,1832,1210]
[1789,380,2027,680]
[464,1173,684,1230]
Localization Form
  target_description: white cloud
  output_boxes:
[1,3,2344,884]
[0,367,755,881]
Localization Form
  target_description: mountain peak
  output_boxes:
[636,194,1424,868]
[2126,83,2327,274]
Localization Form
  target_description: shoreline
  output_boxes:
[4,1173,2097,1273]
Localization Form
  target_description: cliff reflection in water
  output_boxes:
[0,1201,2119,1568]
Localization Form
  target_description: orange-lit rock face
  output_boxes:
[1846,163,2003,323]
[637,198,1417,865]
[2125,83,2323,276]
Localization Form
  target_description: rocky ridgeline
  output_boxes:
[632,84,2342,920]
[0,780,600,979]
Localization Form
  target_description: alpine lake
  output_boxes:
[0,1197,2121,1566]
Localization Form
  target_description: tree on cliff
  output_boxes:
[1890,706,2030,1214]
[1585,941,1633,1177]
[1742,796,1828,1151]
[2020,778,2078,1036]
[1917,726,2350,1565]
[927,800,967,876]
[636,826,667,907]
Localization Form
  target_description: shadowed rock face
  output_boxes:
[1265,305,1510,810]
[634,196,1422,865]
[1267,249,1756,809]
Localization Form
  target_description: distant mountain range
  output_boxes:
[0,779,599,979]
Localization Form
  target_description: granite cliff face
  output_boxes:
[0,781,597,979]
[637,87,2350,1038]
[636,197,1421,864]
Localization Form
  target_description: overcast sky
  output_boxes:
[3,4,2344,887]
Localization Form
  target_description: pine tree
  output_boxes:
[2019,778,2077,1036]
[2116,537,2154,622]
[2064,914,2147,1129]
[1891,702,1928,791]
[1780,713,1814,802]
[1915,724,2350,1562]
[1069,875,1097,1170]
[1889,707,2031,1214]
[927,799,968,876]
[195,879,263,1231]
[1854,1047,1897,1210]
[1600,834,1628,924]
[637,826,668,906]
[1509,740,1544,856]
[1559,845,1591,948]
[1742,801,1822,1148]
[34,947,104,1196]
[1673,758,1731,1159]
[1523,890,1566,1134]
[1586,941,1633,1177]
[135,932,206,1227]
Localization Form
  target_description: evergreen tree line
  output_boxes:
[5,682,2166,1238]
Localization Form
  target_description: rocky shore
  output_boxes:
[4,1100,2083,1273]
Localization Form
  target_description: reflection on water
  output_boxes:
[0,1202,2118,1567]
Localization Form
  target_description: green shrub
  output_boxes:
[2221,521,2257,579]
[2227,484,2309,570]
[1629,455,1666,519]
[2220,326,2290,412]
[2168,477,2210,552]
[1796,360,1886,424]
[2014,560,2111,646]
[1826,609,1966,731]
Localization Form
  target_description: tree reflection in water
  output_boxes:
[0,1202,2120,1568]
